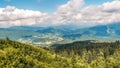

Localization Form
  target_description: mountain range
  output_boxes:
[0,22,120,47]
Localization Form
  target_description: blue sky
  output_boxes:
[85,0,112,5]
[0,0,113,13]
[0,0,68,13]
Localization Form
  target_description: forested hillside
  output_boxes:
[0,39,71,68]
[54,40,120,68]
[0,39,120,68]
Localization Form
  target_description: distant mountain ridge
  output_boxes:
[0,23,120,46]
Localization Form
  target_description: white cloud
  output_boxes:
[57,0,84,12]
[0,6,48,27]
[78,0,120,25]
[51,0,120,26]
[0,0,120,27]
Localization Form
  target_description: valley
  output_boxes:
[0,23,120,47]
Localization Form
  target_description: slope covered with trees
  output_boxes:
[0,39,71,68]
[0,39,120,68]
[54,40,120,68]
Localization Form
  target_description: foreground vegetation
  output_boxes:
[0,39,120,68]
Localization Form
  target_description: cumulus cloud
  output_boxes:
[52,0,84,25]
[0,6,48,27]
[79,0,120,25]
[0,0,120,27]
[57,0,84,12]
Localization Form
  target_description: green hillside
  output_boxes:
[55,40,120,68]
[0,39,120,68]
[0,39,71,68]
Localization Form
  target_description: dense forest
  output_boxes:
[0,38,120,68]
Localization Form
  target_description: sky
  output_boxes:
[0,0,120,27]
[0,0,112,13]
[0,0,68,13]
